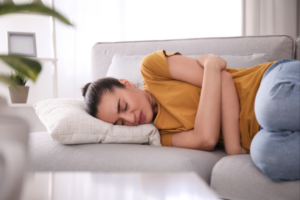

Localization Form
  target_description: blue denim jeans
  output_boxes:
[250,59,300,182]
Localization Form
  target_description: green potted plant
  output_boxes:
[0,1,73,97]
[7,70,29,103]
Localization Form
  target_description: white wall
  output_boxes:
[0,14,52,56]
[0,0,52,132]
[0,0,54,105]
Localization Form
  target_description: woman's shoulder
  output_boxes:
[141,50,182,82]
[141,50,182,69]
[141,50,164,67]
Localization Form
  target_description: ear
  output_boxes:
[119,79,135,89]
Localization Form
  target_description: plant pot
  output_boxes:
[8,86,29,104]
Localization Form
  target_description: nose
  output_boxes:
[120,112,136,126]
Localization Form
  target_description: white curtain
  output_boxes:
[54,0,242,99]
[243,0,299,38]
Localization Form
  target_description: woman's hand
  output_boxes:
[197,54,227,71]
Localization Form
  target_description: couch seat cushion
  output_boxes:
[210,155,300,200]
[29,132,226,184]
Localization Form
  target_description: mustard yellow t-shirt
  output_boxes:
[141,50,276,152]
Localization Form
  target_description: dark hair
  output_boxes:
[82,77,125,117]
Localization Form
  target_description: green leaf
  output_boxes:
[0,55,41,82]
[0,74,18,90]
[0,3,73,26]
[7,70,28,86]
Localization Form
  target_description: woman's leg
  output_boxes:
[251,59,300,181]
[251,129,300,181]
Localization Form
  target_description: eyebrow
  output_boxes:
[113,98,120,125]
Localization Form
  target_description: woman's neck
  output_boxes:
[150,94,158,113]
[146,91,158,115]
[150,94,158,122]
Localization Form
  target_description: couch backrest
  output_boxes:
[295,36,300,61]
[91,35,294,80]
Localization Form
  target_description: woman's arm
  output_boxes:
[200,56,246,154]
[221,71,247,155]
[167,54,246,153]
[169,55,224,150]
[193,55,225,150]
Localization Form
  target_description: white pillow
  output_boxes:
[106,54,145,90]
[106,53,269,87]
[187,53,269,69]
[33,98,161,146]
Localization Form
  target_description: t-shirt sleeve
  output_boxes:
[140,50,181,146]
[160,133,174,147]
[141,50,181,87]
[159,129,175,146]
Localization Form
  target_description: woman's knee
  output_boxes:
[250,130,279,180]
[250,129,300,181]
[255,59,300,131]
[255,92,279,130]
[255,82,300,131]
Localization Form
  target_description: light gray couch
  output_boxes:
[29,35,300,200]
[296,36,300,60]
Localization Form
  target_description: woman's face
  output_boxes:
[96,79,155,126]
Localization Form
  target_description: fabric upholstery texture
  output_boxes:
[189,53,269,68]
[106,54,145,89]
[33,98,161,146]
[29,132,227,184]
[210,155,300,200]
[89,35,297,200]
[296,36,300,61]
[92,35,293,81]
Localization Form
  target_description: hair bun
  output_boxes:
[82,82,91,97]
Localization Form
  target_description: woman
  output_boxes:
[82,50,300,181]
